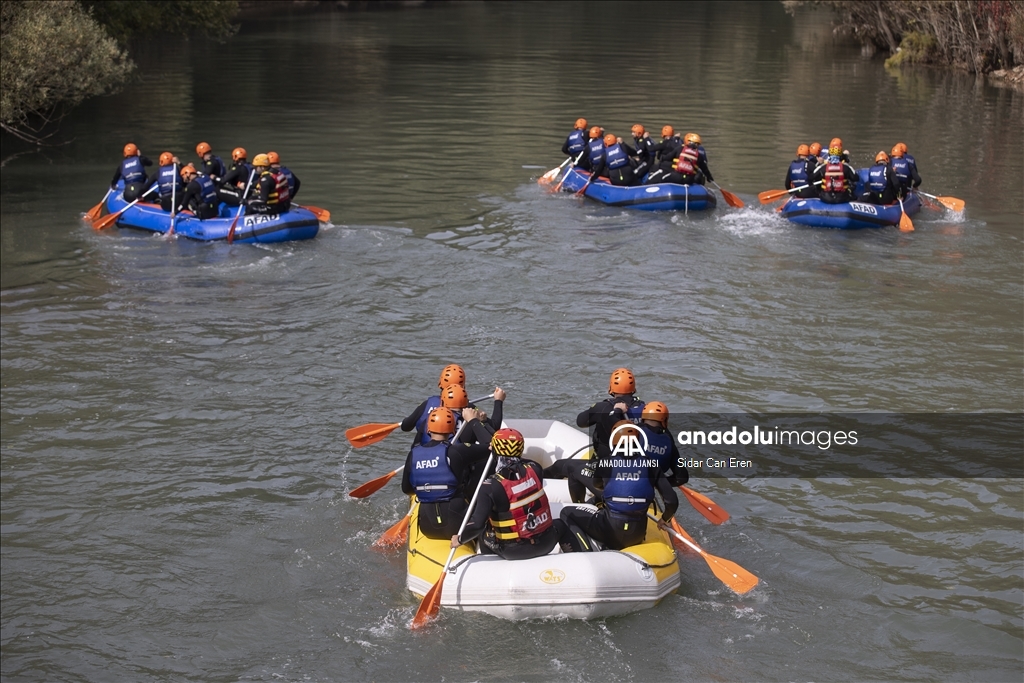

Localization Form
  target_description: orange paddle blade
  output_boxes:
[411,573,445,629]
[298,204,330,222]
[661,516,759,594]
[718,186,744,208]
[936,195,965,212]
[758,188,789,204]
[345,422,401,448]
[373,514,409,548]
[670,518,696,547]
[538,166,560,185]
[85,199,106,222]
[680,486,730,525]
[92,210,122,231]
[899,212,914,232]
[348,466,401,498]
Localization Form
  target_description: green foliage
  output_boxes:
[1,0,133,142]
[884,31,938,68]
[80,0,239,43]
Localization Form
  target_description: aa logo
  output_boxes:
[609,423,648,457]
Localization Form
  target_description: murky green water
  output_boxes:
[2,2,1021,681]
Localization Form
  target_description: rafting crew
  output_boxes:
[111,143,154,201]
[559,420,679,550]
[177,163,220,219]
[402,407,493,540]
[543,368,645,504]
[155,152,184,211]
[785,144,817,198]
[812,138,858,204]
[245,153,291,215]
[889,143,922,198]
[452,428,585,558]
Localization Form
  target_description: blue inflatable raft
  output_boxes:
[779,168,922,229]
[556,167,717,212]
[102,185,320,243]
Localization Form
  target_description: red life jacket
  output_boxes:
[674,146,699,174]
[489,464,553,542]
[823,162,846,192]
[268,170,291,205]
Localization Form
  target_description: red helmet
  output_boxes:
[575,118,588,130]
[267,151,280,165]
[195,142,212,157]
[440,384,468,409]
[608,368,636,395]
[159,151,174,166]
[603,133,617,147]
[631,124,645,136]
[438,364,465,388]
[490,428,525,458]
[641,401,669,426]
[231,147,247,162]
[426,407,456,435]
[123,143,139,158]
[797,144,809,157]
[661,125,674,138]
[589,126,602,139]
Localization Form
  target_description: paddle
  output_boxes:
[711,181,744,208]
[295,204,330,222]
[85,188,112,222]
[411,450,494,629]
[168,163,178,236]
[345,393,495,449]
[539,157,571,185]
[349,465,403,498]
[373,510,411,548]
[758,181,822,205]
[574,172,596,198]
[227,169,257,244]
[680,486,730,525]
[552,151,585,193]
[92,186,157,230]
[897,196,914,232]
[916,190,964,212]
[650,514,759,594]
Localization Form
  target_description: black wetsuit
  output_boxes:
[644,136,683,184]
[219,162,253,206]
[179,177,219,219]
[624,135,656,182]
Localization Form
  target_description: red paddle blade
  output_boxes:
[345,422,401,448]
[372,514,409,548]
[411,574,445,629]
[348,468,399,498]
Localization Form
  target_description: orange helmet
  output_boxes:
[589,126,602,139]
[895,142,908,155]
[575,118,588,130]
[179,163,197,179]
[123,143,139,158]
[875,150,889,164]
[661,125,674,138]
[685,132,701,145]
[426,407,456,435]
[641,401,669,426]
[267,151,280,164]
[631,124,645,136]
[610,419,641,442]
[159,151,174,166]
[829,137,843,150]
[809,142,822,157]
[608,367,636,395]
[195,142,212,157]
[438,364,465,388]
[890,144,904,157]
[603,133,617,146]
[231,147,247,162]
[490,428,525,458]
[440,384,468,409]
[797,144,809,157]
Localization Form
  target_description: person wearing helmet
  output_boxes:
[590,133,636,187]
[785,145,816,199]
[859,151,898,205]
[644,126,683,185]
[267,151,300,199]
[622,124,655,181]
[637,401,688,488]
[811,140,859,204]
[155,152,184,212]
[542,368,646,504]
[809,141,824,162]
[452,428,583,558]
[401,407,494,540]
[559,420,679,551]
[400,365,505,446]
[889,143,922,198]
[668,132,713,186]
[561,118,590,167]
[111,143,155,202]
[194,142,227,182]
[245,153,292,215]
[177,164,220,220]
[583,125,606,177]
[216,147,253,207]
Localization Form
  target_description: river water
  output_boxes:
[2,2,1021,681]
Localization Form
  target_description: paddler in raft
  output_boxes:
[785,144,817,199]
[268,152,300,199]
[401,407,492,540]
[178,163,220,220]
[111,143,154,202]
[589,133,637,187]
[812,138,858,204]
[451,428,585,558]
[156,152,184,212]
[217,147,252,207]
[562,118,590,169]
[889,143,922,198]
[623,124,655,183]
[643,126,683,185]
[195,142,227,183]
[859,151,898,205]
[560,420,679,551]
[245,153,291,215]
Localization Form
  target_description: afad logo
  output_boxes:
[608,422,648,457]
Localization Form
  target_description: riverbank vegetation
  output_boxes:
[785,0,1024,75]
[1,0,238,144]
